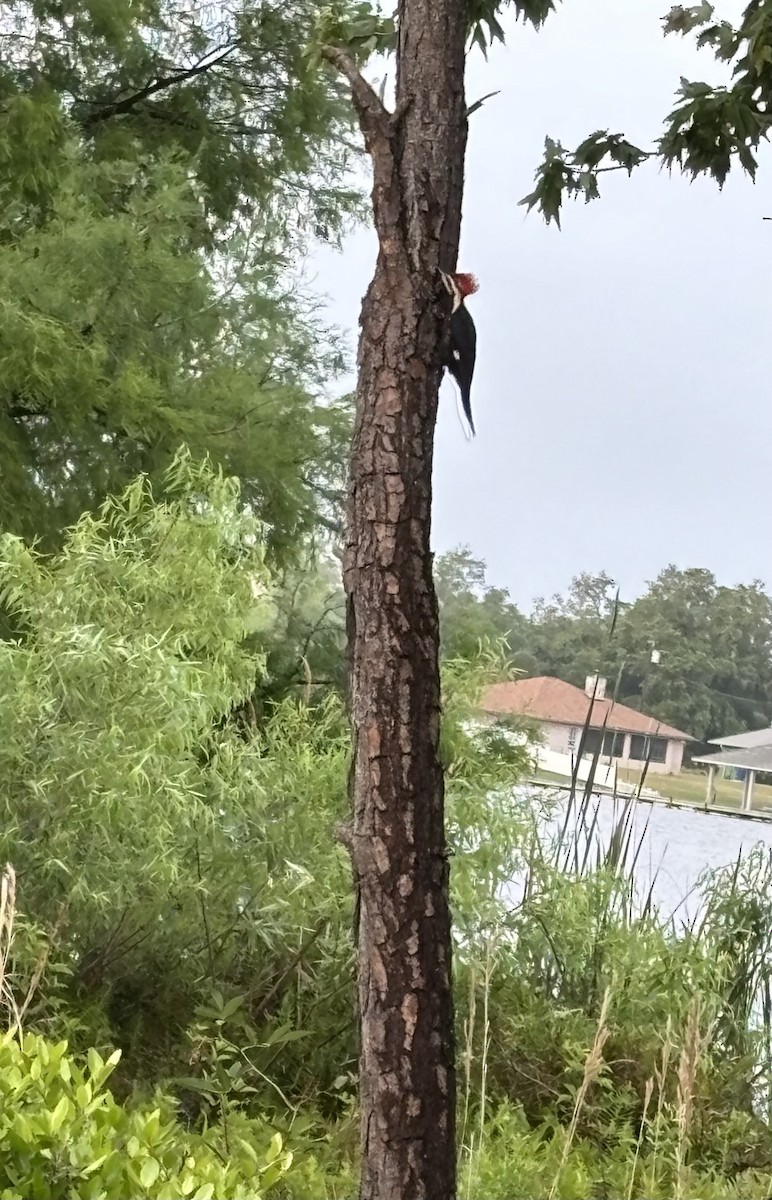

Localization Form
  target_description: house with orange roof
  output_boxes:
[481,673,692,776]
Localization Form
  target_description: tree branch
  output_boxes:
[315,513,343,536]
[321,45,402,253]
[79,44,238,130]
[335,822,355,855]
[321,46,390,147]
[592,156,655,175]
[467,90,500,118]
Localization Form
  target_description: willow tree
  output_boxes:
[315,1,555,1197]
[0,0,357,556]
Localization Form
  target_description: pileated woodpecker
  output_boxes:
[440,269,479,436]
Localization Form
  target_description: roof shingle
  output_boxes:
[481,676,692,741]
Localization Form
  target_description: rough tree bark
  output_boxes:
[324,1,468,1198]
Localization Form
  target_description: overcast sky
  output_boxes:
[312,0,772,612]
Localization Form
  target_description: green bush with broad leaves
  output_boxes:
[0,1031,290,1199]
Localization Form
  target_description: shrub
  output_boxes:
[0,1031,290,1199]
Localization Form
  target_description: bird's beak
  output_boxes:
[438,268,454,295]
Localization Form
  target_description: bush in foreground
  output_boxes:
[0,1031,289,1200]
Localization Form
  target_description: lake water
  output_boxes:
[536,789,772,924]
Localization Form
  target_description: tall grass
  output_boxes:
[548,986,612,1200]
[0,865,16,1023]
[675,997,708,1198]
[454,719,772,1198]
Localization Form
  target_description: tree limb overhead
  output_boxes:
[321,46,390,146]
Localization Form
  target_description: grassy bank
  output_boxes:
[534,765,772,812]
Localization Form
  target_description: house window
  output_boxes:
[629,735,668,764]
[603,731,626,759]
[580,729,625,759]
[580,729,603,758]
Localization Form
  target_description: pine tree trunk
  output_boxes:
[327,2,468,1198]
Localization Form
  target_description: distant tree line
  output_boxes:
[435,548,772,746]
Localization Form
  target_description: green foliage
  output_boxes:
[256,554,346,708]
[0,455,356,1092]
[435,546,529,664]
[466,0,560,55]
[0,452,267,930]
[523,0,772,223]
[482,562,772,741]
[524,573,624,708]
[0,1031,290,1198]
[613,568,772,740]
[0,1,357,556]
[454,793,772,1197]
[309,3,397,66]
[1,0,360,239]
[659,76,764,185]
[442,650,537,936]
[1,462,772,1194]
[460,1100,772,1199]
[436,543,772,741]
[5,2,772,1188]
[0,464,541,1110]
[309,0,560,67]
[0,99,353,553]
[520,133,650,227]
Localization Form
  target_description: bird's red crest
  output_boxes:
[455,272,479,298]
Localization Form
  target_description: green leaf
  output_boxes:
[663,2,715,37]
[140,1158,161,1188]
[49,1095,70,1133]
[87,1047,103,1079]
[217,994,246,1022]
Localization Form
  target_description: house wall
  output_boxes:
[542,721,573,755]
[665,739,685,774]
[534,746,670,796]
[539,721,684,775]
[479,712,686,775]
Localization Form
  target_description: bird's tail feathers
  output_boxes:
[460,388,476,439]
[453,385,474,441]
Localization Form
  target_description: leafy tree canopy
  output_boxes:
[0,0,359,556]
[435,546,529,664]
[522,1,772,225]
[616,566,772,740]
[1,0,360,238]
